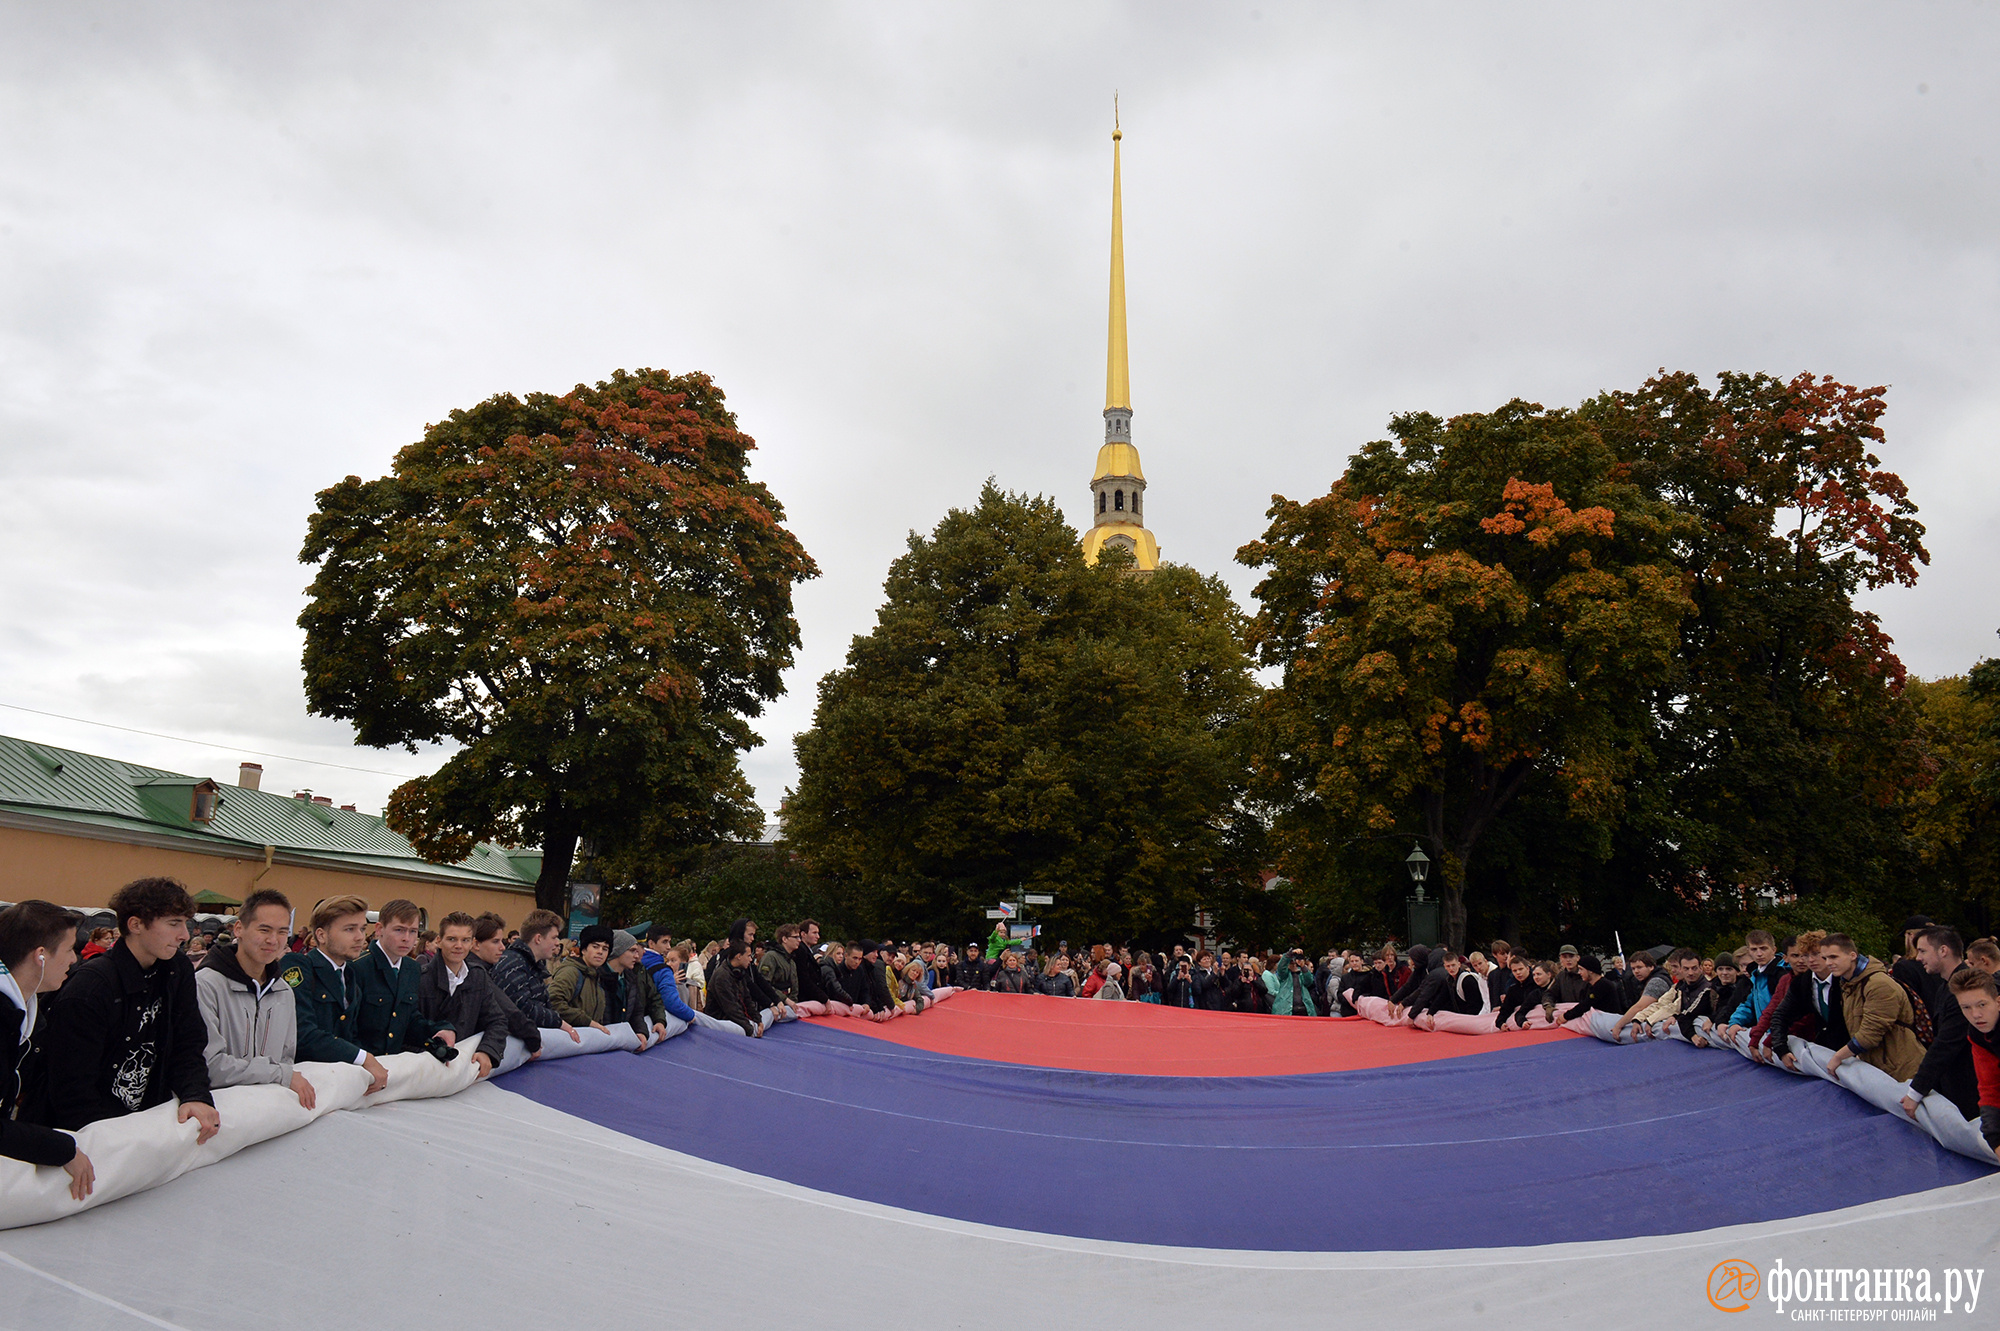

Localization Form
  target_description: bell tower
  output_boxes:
[1080,103,1158,572]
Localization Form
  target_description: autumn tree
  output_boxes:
[1239,401,1695,951]
[1584,372,1930,916]
[784,483,1262,946]
[299,369,816,913]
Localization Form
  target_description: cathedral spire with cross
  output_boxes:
[1080,100,1159,572]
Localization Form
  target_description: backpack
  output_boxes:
[1893,974,1934,1047]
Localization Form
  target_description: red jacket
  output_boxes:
[1967,1025,2000,1150]
[1971,1039,1999,1103]
[1748,970,1819,1053]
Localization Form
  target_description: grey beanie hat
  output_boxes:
[611,929,639,957]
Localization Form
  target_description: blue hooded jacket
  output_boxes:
[640,948,701,1024]
[1729,956,1788,1026]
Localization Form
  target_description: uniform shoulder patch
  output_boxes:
[283,966,304,988]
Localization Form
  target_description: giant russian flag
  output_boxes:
[3,993,1994,1327]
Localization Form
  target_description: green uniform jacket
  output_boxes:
[352,942,442,1055]
[757,945,799,1002]
[278,949,364,1065]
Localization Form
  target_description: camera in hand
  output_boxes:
[423,1035,460,1064]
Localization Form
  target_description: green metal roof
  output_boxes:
[0,733,537,891]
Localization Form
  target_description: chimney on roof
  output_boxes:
[338,804,356,812]
[293,790,311,801]
[238,762,263,791]
[311,796,333,806]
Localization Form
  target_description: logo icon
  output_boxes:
[1707,1259,1761,1312]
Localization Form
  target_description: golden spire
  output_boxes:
[1105,97,1130,413]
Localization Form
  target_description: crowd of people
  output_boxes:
[5,879,1999,1213]
[1327,923,2000,1152]
[0,879,992,1207]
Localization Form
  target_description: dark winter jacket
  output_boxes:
[1909,964,1979,1117]
[1040,970,1078,997]
[1389,968,1430,1007]
[1560,976,1624,1022]
[704,960,763,1035]
[1494,976,1547,1029]
[1546,969,1591,1007]
[1669,976,1718,1039]
[990,964,1031,995]
[817,954,848,1002]
[1399,967,1456,1018]
[1195,967,1222,1009]
[1,979,74,1166]
[1162,967,1203,1008]
[415,955,512,1058]
[469,954,541,1052]
[1614,968,1644,1010]
[1711,975,1753,1029]
[42,941,213,1131]
[1338,967,1387,1015]
[952,955,991,991]
[861,959,899,1012]
[793,946,834,1004]
[492,940,565,1031]
[620,963,670,1034]
[829,959,868,1005]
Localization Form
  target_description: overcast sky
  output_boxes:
[2,3,1996,823]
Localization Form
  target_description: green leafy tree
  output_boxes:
[635,844,862,948]
[298,369,816,912]
[785,482,1262,946]
[1902,667,2000,936]
[1239,400,1695,952]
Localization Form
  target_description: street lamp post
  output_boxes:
[1404,844,1439,948]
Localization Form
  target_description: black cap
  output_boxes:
[579,924,615,949]
[1578,955,1603,976]
[1903,915,1934,933]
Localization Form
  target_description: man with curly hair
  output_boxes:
[42,877,218,1142]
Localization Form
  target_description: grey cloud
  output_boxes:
[2,2,1995,822]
